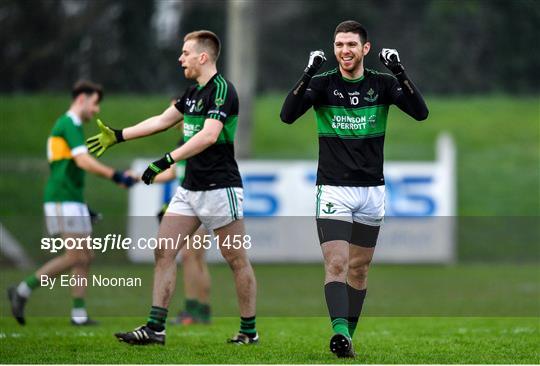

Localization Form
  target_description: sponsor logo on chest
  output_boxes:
[331,114,377,130]
[186,98,204,113]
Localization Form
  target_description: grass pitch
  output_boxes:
[0,94,539,363]
[1,264,539,363]
[1,316,538,364]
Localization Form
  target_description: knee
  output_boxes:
[181,248,195,264]
[348,257,371,282]
[154,248,175,265]
[326,255,348,278]
[221,249,246,271]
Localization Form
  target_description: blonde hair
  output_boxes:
[184,30,221,62]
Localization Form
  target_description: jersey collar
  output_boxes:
[197,72,220,90]
[66,110,82,126]
[340,67,365,83]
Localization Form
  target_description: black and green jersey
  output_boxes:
[174,73,242,191]
[174,138,187,184]
[281,67,428,187]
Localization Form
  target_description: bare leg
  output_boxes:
[70,248,94,299]
[35,234,93,280]
[321,240,350,341]
[215,219,256,317]
[321,240,349,284]
[347,245,375,290]
[114,214,200,343]
[152,213,200,308]
[180,226,209,301]
[10,233,93,326]
[181,243,199,301]
[194,227,211,304]
[346,244,375,338]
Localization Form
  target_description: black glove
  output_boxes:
[379,48,405,75]
[112,170,136,187]
[142,153,174,185]
[304,50,327,77]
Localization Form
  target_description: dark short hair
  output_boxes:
[72,80,103,102]
[334,20,368,44]
[184,30,221,62]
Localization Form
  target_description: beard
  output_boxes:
[339,56,363,73]
[183,67,198,80]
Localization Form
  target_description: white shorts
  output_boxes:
[316,185,385,226]
[166,186,244,230]
[44,202,92,236]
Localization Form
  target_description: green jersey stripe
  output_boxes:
[226,188,235,219]
[212,81,220,103]
[227,188,234,219]
[231,188,240,219]
[313,68,338,79]
[229,188,238,219]
[213,76,228,107]
[316,185,322,218]
[217,75,228,101]
[214,76,223,101]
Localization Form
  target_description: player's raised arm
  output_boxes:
[122,105,183,140]
[280,50,326,124]
[379,48,429,121]
[86,105,183,157]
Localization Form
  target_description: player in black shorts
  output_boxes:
[87,30,257,345]
[280,20,428,358]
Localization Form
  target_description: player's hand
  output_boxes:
[379,48,405,75]
[112,170,138,188]
[124,169,141,185]
[86,119,124,157]
[142,153,174,185]
[304,50,327,77]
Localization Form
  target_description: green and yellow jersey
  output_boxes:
[44,111,88,203]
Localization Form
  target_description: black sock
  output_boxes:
[239,316,257,338]
[146,306,168,332]
[324,281,350,337]
[347,284,367,337]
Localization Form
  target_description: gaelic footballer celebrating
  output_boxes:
[280,20,428,358]
[86,30,257,345]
